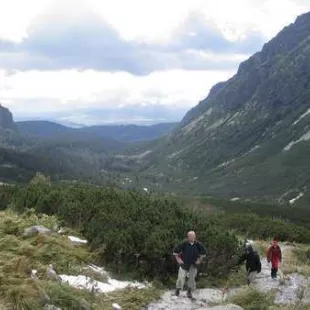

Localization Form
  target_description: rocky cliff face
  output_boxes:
[137,11,310,202]
[0,104,15,130]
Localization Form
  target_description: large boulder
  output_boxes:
[23,225,52,238]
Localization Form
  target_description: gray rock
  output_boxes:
[209,304,243,310]
[23,225,51,237]
[44,305,61,310]
[80,299,91,310]
[46,264,60,281]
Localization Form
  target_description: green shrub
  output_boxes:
[229,287,275,309]
[6,182,241,281]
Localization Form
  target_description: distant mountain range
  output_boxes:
[0,104,177,183]
[16,120,177,142]
[13,104,187,127]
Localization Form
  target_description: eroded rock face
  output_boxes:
[0,104,15,130]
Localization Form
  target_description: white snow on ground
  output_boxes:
[59,274,147,293]
[231,198,240,201]
[294,108,310,125]
[218,159,236,168]
[289,193,304,204]
[168,148,186,159]
[283,130,310,151]
[60,264,148,293]
[242,145,260,157]
[68,236,88,244]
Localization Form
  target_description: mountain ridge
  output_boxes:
[115,10,310,204]
[16,120,177,142]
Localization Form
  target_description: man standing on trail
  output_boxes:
[267,237,282,279]
[238,241,262,285]
[173,231,207,299]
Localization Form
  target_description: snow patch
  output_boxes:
[227,111,242,125]
[231,197,240,201]
[68,236,88,244]
[289,193,304,204]
[143,187,148,192]
[243,145,260,157]
[115,150,152,160]
[293,108,310,125]
[168,148,185,159]
[218,158,236,168]
[60,264,148,293]
[283,130,310,151]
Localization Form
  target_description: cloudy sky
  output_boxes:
[0,0,310,125]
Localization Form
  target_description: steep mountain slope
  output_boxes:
[127,11,310,202]
[0,104,15,130]
[17,120,177,142]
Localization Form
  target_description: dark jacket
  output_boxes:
[238,249,262,273]
[173,240,207,270]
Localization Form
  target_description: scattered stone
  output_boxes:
[30,269,38,279]
[23,225,51,237]
[44,305,61,310]
[46,264,60,281]
[209,304,243,310]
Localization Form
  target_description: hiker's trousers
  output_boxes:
[176,265,197,290]
[247,270,258,284]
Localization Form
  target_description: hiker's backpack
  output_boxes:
[254,252,262,273]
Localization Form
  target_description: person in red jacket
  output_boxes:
[267,237,282,279]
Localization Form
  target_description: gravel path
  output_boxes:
[147,243,310,310]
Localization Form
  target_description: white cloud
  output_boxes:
[0,0,309,123]
[0,0,309,43]
[0,69,234,113]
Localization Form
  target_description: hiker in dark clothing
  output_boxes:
[267,237,282,279]
[238,241,262,285]
[173,231,207,299]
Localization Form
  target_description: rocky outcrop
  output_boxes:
[23,225,52,237]
[0,104,15,130]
